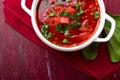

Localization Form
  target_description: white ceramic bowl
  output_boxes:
[21,0,115,52]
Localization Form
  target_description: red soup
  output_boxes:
[36,0,100,47]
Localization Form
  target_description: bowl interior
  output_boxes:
[31,0,106,51]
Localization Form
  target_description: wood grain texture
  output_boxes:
[0,0,120,80]
[104,0,120,14]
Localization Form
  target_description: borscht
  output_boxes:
[36,0,100,47]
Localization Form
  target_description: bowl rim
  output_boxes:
[30,0,106,51]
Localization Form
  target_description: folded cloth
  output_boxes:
[3,0,120,79]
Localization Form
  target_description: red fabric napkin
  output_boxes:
[3,0,120,79]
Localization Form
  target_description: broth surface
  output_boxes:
[36,0,100,47]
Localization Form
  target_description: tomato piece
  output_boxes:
[53,17,60,24]
[65,6,76,14]
[53,5,65,13]
[60,17,70,24]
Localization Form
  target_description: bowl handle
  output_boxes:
[94,14,116,42]
[21,0,32,16]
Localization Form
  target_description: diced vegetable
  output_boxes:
[56,24,62,31]
[66,0,71,2]
[76,8,84,16]
[65,6,76,14]
[60,17,70,24]
[41,24,52,39]
[46,32,52,39]
[75,2,82,9]
[43,24,49,30]
[60,12,70,17]
[66,33,72,37]
[42,31,52,39]
[70,22,82,28]
[61,26,70,33]
[70,14,76,20]
[49,12,56,17]
[94,11,99,19]
[63,39,69,43]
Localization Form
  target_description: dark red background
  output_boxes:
[0,0,120,80]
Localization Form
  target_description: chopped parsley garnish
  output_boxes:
[66,0,71,2]
[56,24,70,33]
[42,31,52,39]
[46,32,52,39]
[71,22,82,28]
[49,12,56,17]
[56,24,62,31]
[76,8,84,16]
[77,16,81,20]
[56,22,82,34]
[60,12,70,17]
[70,14,76,20]
[79,8,84,14]
[62,0,71,2]
[94,11,99,19]
[66,33,72,37]
[43,24,49,30]
[42,31,48,38]
[61,26,70,33]
[70,8,83,21]
[63,39,69,43]
[41,24,52,39]
[75,2,82,9]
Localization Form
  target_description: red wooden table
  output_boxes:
[0,0,120,80]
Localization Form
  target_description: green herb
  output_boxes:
[43,24,49,30]
[94,11,99,19]
[41,24,52,39]
[70,22,82,28]
[76,8,84,16]
[66,33,72,37]
[70,14,76,20]
[60,12,70,17]
[77,16,81,20]
[49,12,56,17]
[66,0,71,2]
[41,24,49,33]
[42,31,48,38]
[63,39,69,43]
[56,24,62,31]
[79,8,84,14]
[56,24,70,33]
[70,9,83,21]
[62,26,70,33]
[60,27,69,33]
[75,2,81,9]
[82,43,99,61]
[42,31,52,39]
[46,32,52,39]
